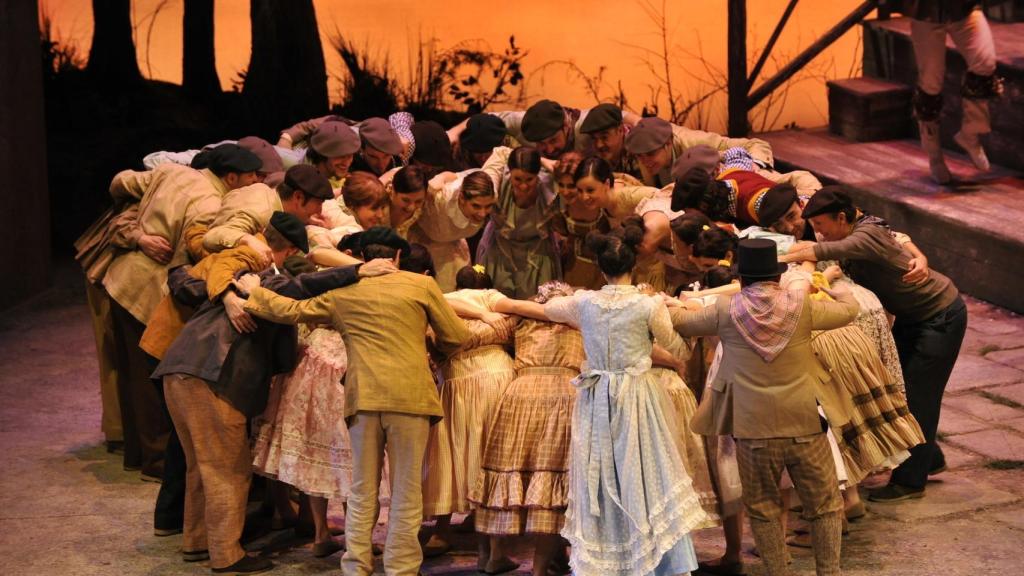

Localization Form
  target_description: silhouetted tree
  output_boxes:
[244,0,328,130]
[183,0,221,97]
[86,0,142,87]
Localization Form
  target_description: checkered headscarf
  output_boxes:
[729,282,804,362]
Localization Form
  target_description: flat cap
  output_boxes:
[522,99,565,142]
[269,211,309,253]
[359,225,411,255]
[671,144,719,181]
[580,103,623,134]
[203,143,262,173]
[237,136,284,173]
[310,121,360,158]
[758,184,799,227]
[460,114,507,153]
[625,117,672,154]
[801,185,853,219]
[410,121,452,168]
[336,231,363,253]
[359,117,404,156]
[283,164,333,200]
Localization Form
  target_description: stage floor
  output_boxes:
[1,262,1023,575]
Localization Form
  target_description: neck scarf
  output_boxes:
[730,282,804,362]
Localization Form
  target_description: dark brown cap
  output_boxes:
[204,143,262,173]
[359,117,403,156]
[522,99,565,142]
[237,136,284,174]
[670,145,719,181]
[758,184,799,226]
[580,103,623,134]
[359,225,411,255]
[801,186,853,219]
[410,121,452,168]
[624,117,672,154]
[460,114,507,153]
[310,121,360,158]
[269,211,309,253]
[283,165,333,200]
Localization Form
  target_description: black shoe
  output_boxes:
[868,483,925,502]
[154,526,183,537]
[211,555,273,574]
[929,457,948,476]
[182,549,209,562]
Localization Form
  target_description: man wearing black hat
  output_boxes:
[454,113,510,169]
[98,143,262,481]
[782,188,967,503]
[671,238,859,576]
[243,226,470,576]
[153,213,398,574]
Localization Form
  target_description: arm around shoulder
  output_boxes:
[809,289,859,330]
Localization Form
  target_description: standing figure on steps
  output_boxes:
[908,0,999,184]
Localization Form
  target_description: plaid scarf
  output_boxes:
[730,282,804,362]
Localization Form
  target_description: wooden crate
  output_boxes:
[828,77,912,142]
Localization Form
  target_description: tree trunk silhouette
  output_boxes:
[244,0,328,131]
[87,0,142,87]
[183,0,221,97]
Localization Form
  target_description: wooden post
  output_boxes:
[747,0,799,91]
[727,0,748,137]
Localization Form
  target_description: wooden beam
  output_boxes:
[748,0,878,109]
[727,0,748,136]
[747,0,799,91]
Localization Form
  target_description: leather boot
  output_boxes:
[954,98,991,171]
[919,120,951,184]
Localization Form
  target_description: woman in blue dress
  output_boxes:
[543,221,707,576]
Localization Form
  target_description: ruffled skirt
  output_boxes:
[422,345,515,517]
[470,366,578,535]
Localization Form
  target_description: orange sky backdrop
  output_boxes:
[43,0,872,133]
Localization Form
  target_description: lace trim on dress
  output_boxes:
[590,285,645,310]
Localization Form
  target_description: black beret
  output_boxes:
[336,231,364,253]
[310,121,360,157]
[237,136,284,173]
[624,117,673,154]
[359,225,411,255]
[801,186,851,219]
[410,121,452,168]
[283,164,333,200]
[671,145,719,181]
[580,103,623,134]
[460,114,508,153]
[522,99,565,142]
[269,211,309,253]
[758,184,799,227]
[205,143,262,173]
[359,117,404,155]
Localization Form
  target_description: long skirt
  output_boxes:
[471,366,579,535]
[422,345,515,517]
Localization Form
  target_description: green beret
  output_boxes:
[359,225,411,255]
[580,103,623,134]
[522,99,565,142]
[237,136,283,173]
[204,143,262,173]
[283,165,333,200]
[359,117,403,156]
[624,117,672,154]
[310,122,360,158]
[269,211,309,253]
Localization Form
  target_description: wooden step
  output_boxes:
[828,77,913,141]
[862,17,1024,171]
[756,127,1024,313]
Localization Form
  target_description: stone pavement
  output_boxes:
[0,264,1022,576]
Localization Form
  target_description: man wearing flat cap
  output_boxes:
[349,117,405,176]
[671,238,860,576]
[154,213,397,574]
[278,121,361,187]
[96,143,261,483]
[625,116,775,188]
[243,226,470,576]
[578,103,643,177]
[456,113,511,169]
[142,136,286,186]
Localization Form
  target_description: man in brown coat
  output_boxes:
[671,238,859,576]
[243,227,469,576]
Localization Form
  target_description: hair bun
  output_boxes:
[585,231,612,255]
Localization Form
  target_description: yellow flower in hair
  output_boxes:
[702,224,711,231]
[472,264,486,274]
[718,259,731,267]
